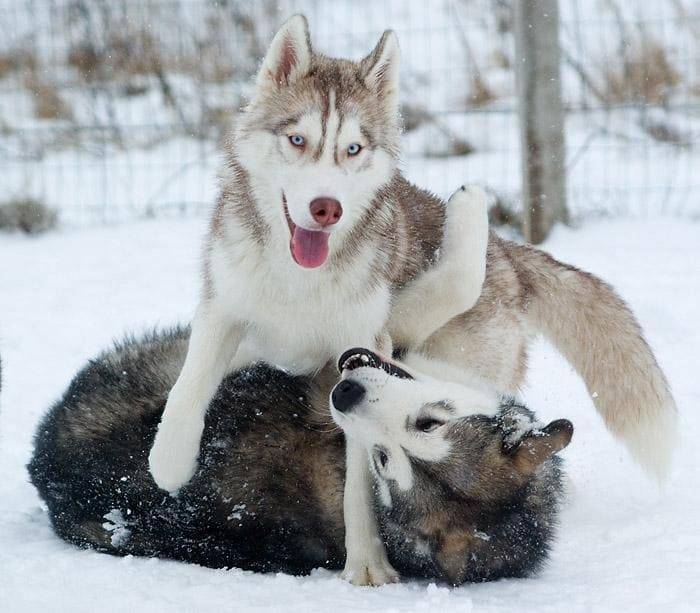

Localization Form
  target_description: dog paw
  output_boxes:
[340,555,399,586]
[440,184,488,260]
[148,417,204,493]
[448,184,488,216]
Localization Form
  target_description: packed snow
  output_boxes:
[1,216,699,612]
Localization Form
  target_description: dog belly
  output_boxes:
[246,307,388,374]
[233,290,389,374]
[236,335,327,374]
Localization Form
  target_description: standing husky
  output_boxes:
[149,15,677,585]
[30,331,571,585]
[149,15,489,584]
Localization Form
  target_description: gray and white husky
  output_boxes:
[148,15,677,585]
[30,330,571,586]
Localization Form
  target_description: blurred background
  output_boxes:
[0,0,699,229]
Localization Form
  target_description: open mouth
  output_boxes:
[282,193,330,269]
[338,347,414,380]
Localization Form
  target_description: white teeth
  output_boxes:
[342,353,367,370]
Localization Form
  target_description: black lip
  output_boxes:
[337,347,414,380]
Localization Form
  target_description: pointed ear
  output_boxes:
[360,30,400,111]
[512,419,573,474]
[256,14,312,91]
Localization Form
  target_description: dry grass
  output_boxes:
[467,72,496,107]
[401,105,427,133]
[24,74,73,121]
[68,30,160,80]
[66,44,101,79]
[203,105,237,126]
[0,48,36,78]
[640,118,691,147]
[0,54,14,78]
[488,194,522,234]
[423,136,475,158]
[68,27,237,86]
[491,49,511,70]
[61,0,276,90]
[120,82,150,97]
[204,105,240,146]
[602,37,680,104]
[0,198,59,234]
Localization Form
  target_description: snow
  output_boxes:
[1,216,699,612]
[102,509,132,549]
[501,407,543,448]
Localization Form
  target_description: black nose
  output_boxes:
[331,379,366,413]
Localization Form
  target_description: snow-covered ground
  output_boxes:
[1,216,699,612]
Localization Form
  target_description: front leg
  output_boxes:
[389,184,489,350]
[341,439,399,586]
[149,301,246,492]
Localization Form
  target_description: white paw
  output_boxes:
[449,183,488,208]
[340,553,399,586]
[148,416,204,493]
[438,184,489,313]
[444,184,489,253]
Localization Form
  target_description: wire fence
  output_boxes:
[1,0,699,227]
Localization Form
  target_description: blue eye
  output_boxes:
[347,143,362,156]
[289,134,305,147]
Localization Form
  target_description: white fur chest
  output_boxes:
[208,231,391,374]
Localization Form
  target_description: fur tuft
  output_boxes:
[624,401,677,484]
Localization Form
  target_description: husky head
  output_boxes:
[331,347,572,498]
[330,347,573,583]
[234,15,400,269]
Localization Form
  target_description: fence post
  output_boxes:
[514,0,568,244]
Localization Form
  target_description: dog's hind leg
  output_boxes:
[341,439,399,586]
[149,302,246,492]
[389,185,489,350]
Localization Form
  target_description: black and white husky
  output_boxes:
[30,330,572,585]
[148,15,676,584]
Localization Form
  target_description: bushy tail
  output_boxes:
[512,244,678,481]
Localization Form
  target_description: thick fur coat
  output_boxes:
[30,329,567,585]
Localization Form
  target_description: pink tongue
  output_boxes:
[291,227,330,268]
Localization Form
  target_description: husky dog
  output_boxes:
[148,14,676,585]
[30,330,571,585]
[148,15,488,583]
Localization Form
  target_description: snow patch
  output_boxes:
[102,509,132,548]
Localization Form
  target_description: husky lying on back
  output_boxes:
[30,330,571,585]
[149,14,676,584]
